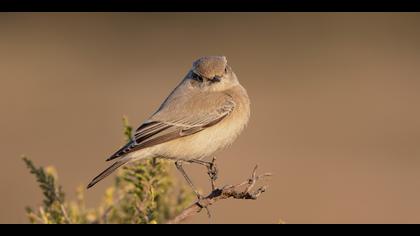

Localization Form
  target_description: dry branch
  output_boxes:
[167,165,272,224]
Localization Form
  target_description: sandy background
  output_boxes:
[1,13,420,223]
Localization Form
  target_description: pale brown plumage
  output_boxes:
[88,56,250,189]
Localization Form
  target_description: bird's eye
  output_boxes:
[224,68,228,73]
[211,76,221,83]
[192,72,203,82]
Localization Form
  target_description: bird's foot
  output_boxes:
[207,157,218,191]
[195,194,212,219]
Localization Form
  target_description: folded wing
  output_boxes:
[106,93,235,161]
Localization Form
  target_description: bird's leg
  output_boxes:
[175,161,202,200]
[207,157,218,191]
[175,161,212,218]
[187,157,218,191]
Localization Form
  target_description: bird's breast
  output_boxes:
[153,85,251,161]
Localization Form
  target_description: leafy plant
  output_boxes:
[24,117,194,224]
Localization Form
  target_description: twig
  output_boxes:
[39,207,49,224]
[60,204,71,224]
[166,165,272,224]
[27,210,46,224]
[93,191,126,224]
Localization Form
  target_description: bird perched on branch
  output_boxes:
[87,56,251,200]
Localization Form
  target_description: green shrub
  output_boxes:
[24,117,194,224]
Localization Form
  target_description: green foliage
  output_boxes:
[24,117,193,224]
[122,116,133,142]
[23,157,69,224]
[106,158,193,224]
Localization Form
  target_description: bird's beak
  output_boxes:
[211,76,221,82]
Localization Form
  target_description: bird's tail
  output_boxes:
[87,158,130,189]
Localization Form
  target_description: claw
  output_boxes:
[196,197,212,219]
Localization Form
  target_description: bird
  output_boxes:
[87,56,251,199]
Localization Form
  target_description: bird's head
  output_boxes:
[189,56,239,91]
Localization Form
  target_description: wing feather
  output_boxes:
[106,94,234,162]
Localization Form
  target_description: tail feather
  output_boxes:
[87,159,129,189]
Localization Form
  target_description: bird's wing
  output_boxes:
[106,92,235,161]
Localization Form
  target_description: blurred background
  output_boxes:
[1,13,420,224]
